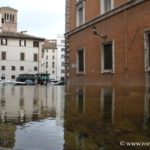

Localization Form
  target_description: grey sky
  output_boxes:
[0,0,65,39]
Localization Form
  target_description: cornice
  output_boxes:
[65,0,148,37]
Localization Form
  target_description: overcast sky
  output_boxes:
[0,0,65,39]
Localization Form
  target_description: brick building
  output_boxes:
[65,0,150,86]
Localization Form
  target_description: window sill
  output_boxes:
[145,67,150,72]
[101,70,114,74]
[76,72,85,75]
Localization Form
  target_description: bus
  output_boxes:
[16,73,50,85]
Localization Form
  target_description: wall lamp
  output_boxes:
[92,26,107,39]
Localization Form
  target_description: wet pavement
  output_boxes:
[0,85,150,149]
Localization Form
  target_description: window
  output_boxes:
[61,70,65,73]
[1,66,5,70]
[46,62,48,68]
[4,13,6,20]
[101,0,113,14]
[12,66,16,71]
[145,32,150,71]
[101,41,114,73]
[76,88,85,114]
[61,40,65,43]
[34,53,38,62]
[1,38,7,45]
[20,53,25,61]
[34,67,38,71]
[61,55,65,58]
[13,15,14,22]
[61,62,65,67]
[33,41,39,47]
[52,55,55,60]
[11,75,15,79]
[10,14,12,21]
[76,1,85,26]
[61,48,65,51]
[77,49,85,73]
[19,40,26,46]
[1,51,6,60]
[1,18,4,23]
[20,66,24,71]
[101,88,114,123]
[52,62,55,68]
[7,14,9,21]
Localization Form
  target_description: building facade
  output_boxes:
[65,0,150,86]
[0,7,17,32]
[41,39,57,78]
[56,35,65,80]
[0,7,44,80]
[41,35,65,80]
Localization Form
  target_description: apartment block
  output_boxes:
[41,35,65,80]
[0,7,44,80]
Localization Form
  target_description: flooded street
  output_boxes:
[0,85,150,149]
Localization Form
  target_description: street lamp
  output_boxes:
[91,26,107,39]
[20,30,27,34]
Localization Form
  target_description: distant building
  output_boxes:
[0,7,44,80]
[41,39,57,78]
[0,7,17,32]
[65,0,150,86]
[41,35,65,80]
[56,35,65,80]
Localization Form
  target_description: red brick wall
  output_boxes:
[68,0,128,31]
[69,12,127,85]
[67,0,150,86]
[115,0,127,7]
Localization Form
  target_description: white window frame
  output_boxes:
[1,38,7,45]
[144,31,150,71]
[100,0,114,14]
[101,40,115,73]
[76,1,85,27]
[76,87,85,114]
[20,39,26,47]
[101,87,115,124]
[76,48,85,74]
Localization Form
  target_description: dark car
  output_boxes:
[53,80,65,85]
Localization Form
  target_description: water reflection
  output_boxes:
[0,86,64,124]
[0,85,150,149]
[0,85,65,149]
[64,86,150,150]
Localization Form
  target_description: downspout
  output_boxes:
[124,8,128,86]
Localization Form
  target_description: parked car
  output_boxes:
[0,80,26,86]
[52,80,65,85]
[48,80,65,86]
[49,79,59,84]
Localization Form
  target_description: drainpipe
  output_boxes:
[124,8,128,85]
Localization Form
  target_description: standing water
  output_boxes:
[0,85,150,149]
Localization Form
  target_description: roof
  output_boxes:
[0,32,45,41]
[0,6,17,12]
[42,40,57,49]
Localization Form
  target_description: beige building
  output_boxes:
[41,35,65,80]
[0,7,44,80]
